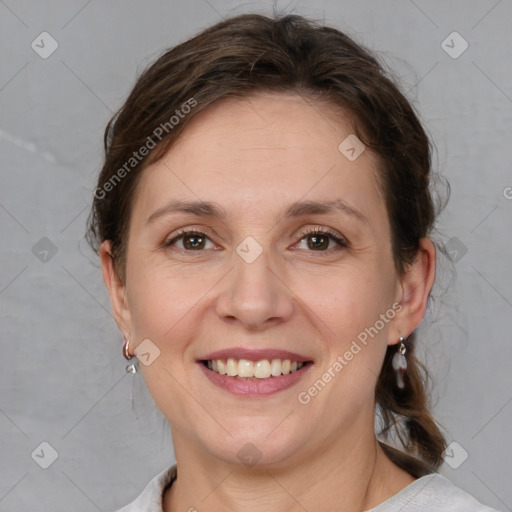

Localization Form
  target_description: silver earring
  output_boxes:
[392,337,407,389]
[123,338,138,374]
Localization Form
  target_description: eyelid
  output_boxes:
[294,225,349,248]
[163,227,217,249]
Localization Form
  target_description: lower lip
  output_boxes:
[198,362,312,397]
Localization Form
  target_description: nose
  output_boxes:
[215,247,294,330]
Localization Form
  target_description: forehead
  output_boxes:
[132,92,385,223]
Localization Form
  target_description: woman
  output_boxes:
[86,13,500,512]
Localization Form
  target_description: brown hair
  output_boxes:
[86,12,447,473]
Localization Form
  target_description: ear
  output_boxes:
[388,237,436,345]
[100,240,132,339]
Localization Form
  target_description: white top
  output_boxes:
[114,465,501,512]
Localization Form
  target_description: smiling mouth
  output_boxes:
[201,358,312,380]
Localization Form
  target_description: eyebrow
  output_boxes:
[283,200,368,225]
[146,198,368,225]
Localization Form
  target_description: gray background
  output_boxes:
[0,0,511,510]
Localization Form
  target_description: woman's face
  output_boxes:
[106,92,413,467]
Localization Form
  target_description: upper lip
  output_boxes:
[199,348,313,363]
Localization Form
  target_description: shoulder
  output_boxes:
[113,465,177,512]
[368,473,502,512]
[112,466,501,512]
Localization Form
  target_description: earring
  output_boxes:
[392,337,407,389]
[123,338,138,374]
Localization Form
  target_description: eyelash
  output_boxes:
[163,226,349,253]
[296,226,349,251]
[163,228,214,251]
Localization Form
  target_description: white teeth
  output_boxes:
[226,358,238,376]
[217,359,227,375]
[238,359,254,378]
[254,360,271,379]
[270,359,282,377]
[206,358,305,379]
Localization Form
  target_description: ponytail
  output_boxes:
[376,332,447,473]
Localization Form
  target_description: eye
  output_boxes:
[163,229,216,251]
[294,227,348,252]
[163,227,347,253]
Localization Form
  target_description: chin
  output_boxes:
[204,424,310,470]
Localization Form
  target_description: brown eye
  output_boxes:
[306,234,330,250]
[295,229,347,252]
[182,233,206,250]
[164,230,214,251]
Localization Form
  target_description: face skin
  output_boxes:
[101,92,435,511]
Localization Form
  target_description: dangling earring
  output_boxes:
[123,338,138,374]
[392,337,407,389]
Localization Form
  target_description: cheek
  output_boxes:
[292,264,395,398]
[300,281,393,420]
[291,263,395,342]
[124,263,203,419]
[124,252,207,339]
[126,274,176,338]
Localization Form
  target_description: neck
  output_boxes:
[163,426,415,512]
